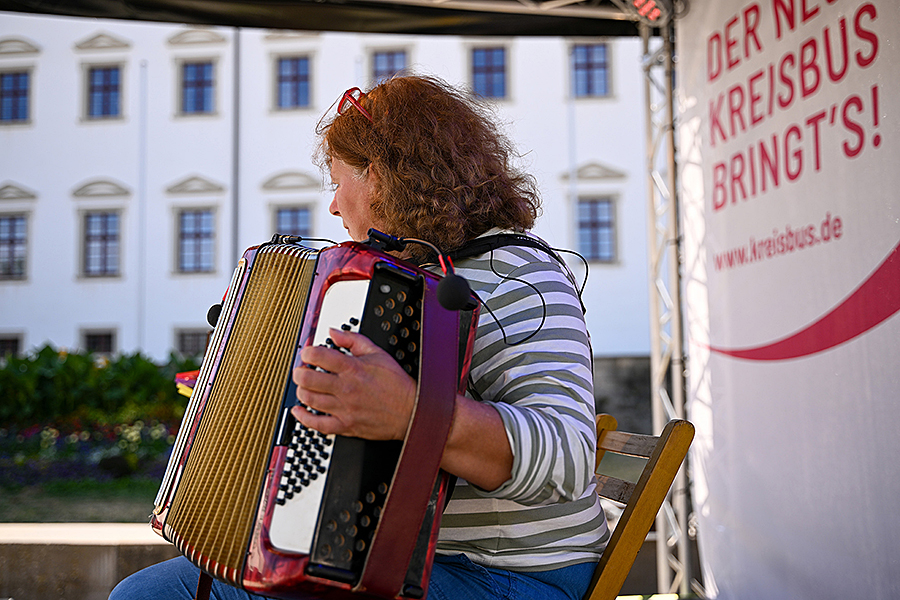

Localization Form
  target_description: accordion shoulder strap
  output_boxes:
[356,280,459,598]
[192,572,212,600]
[448,232,565,266]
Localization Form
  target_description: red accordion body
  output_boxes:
[151,240,478,599]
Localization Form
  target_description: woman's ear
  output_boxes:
[364,162,382,211]
[365,161,380,187]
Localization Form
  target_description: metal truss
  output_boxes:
[372,0,630,20]
[640,20,698,599]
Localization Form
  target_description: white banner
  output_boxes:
[677,0,900,597]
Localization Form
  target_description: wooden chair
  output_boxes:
[583,414,695,600]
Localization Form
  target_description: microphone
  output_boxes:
[437,273,474,311]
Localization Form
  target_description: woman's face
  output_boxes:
[328,157,377,241]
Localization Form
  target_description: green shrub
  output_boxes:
[0,345,200,428]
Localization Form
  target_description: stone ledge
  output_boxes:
[0,525,682,599]
[0,524,178,600]
[0,523,167,545]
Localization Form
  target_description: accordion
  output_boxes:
[151,238,478,600]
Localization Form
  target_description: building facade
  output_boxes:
[0,11,650,364]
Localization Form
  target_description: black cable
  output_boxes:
[483,249,547,347]
[365,229,585,346]
[553,247,590,298]
[273,234,338,247]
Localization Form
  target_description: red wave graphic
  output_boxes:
[709,239,900,361]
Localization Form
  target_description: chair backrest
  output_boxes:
[583,414,694,600]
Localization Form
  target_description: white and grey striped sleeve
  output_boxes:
[455,246,596,506]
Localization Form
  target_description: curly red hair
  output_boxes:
[317,76,540,258]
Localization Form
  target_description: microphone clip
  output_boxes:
[365,229,407,253]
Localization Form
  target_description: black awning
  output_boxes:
[0,0,642,37]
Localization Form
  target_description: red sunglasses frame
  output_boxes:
[338,87,374,123]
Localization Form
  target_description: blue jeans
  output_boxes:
[109,554,596,600]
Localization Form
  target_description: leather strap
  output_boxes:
[355,279,458,598]
[448,232,564,265]
[193,572,212,600]
[446,233,586,315]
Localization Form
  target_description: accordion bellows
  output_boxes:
[166,247,317,579]
[151,240,477,600]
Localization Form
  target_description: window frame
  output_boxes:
[81,209,121,278]
[470,46,508,100]
[176,328,210,357]
[0,213,28,281]
[176,207,216,274]
[570,41,613,99]
[83,62,124,121]
[371,49,407,84]
[273,205,313,239]
[0,334,22,360]
[82,329,116,356]
[577,196,618,263]
[0,68,32,124]
[274,54,312,111]
[176,58,217,117]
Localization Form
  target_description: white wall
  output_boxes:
[0,12,650,360]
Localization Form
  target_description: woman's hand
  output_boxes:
[291,327,416,441]
[292,326,514,491]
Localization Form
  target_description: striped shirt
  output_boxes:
[433,232,610,571]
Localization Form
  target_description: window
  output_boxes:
[578,198,616,262]
[84,331,115,354]
[0,215,26,279]
[1,71,29,122]
[472,48,506,99]
[87,66,121,118]
[181,61,214,114]
[0,336,20,359]
[177,329,209,357]
[572,43,610,98]
[275,207,311,238]
[277,57,310,109]
[178,209,214,273]
[84,212,119,277]
[373,50,406,83]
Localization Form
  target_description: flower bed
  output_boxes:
[0,419,177,488]
[0,345,199,492]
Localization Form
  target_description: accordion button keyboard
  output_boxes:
[270,417,336,550]
[271,271,433,571]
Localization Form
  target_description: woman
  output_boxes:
[110,75,607,600]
